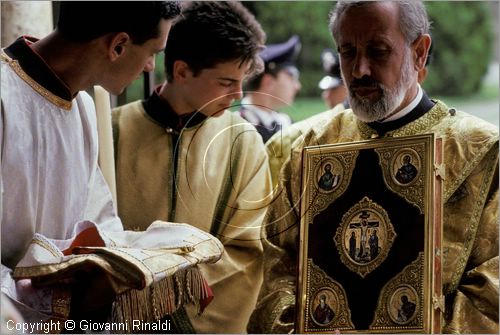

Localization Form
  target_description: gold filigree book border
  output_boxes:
[296,134,443,334]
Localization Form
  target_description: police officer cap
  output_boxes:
[318,49,343,90]
[260,35,301,75]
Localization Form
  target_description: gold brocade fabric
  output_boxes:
[266,104,345,188]
[248,101,499,334]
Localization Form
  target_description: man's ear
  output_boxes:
[172,60,191,83]
[261,73,276,90]
[413,34,431,72]
[108,32,130,61]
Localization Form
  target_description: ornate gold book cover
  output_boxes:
[296,134,443,334]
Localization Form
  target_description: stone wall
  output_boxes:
[1,1,52,47]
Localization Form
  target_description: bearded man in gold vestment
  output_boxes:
[248,1,498,333]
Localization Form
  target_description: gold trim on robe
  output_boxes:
[1,51,72,110]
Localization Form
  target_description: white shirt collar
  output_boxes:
[382,84,423,123]
[240,96,291,128]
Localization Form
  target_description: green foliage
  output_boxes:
[122,1,495,103]
[247,1,494,98]
[424,1,494,96]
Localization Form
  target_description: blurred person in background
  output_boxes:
[318,49,348,109]
[239,35,302,142]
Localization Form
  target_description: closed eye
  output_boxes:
[339,47,356,60]
[219,81,233,88]
[218,78,238,88]
[367,48,390,59]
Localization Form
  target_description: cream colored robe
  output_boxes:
[249,101,499,334]
[113,101,272,333]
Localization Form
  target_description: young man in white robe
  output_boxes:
[1,1,181,326]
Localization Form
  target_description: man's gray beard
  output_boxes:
[348,52,413,123]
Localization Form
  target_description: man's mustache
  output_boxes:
[350,76,380,90]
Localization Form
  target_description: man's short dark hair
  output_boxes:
[164,1,266,82]
[57,1,181,44]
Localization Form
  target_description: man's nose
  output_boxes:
[352,55,371,79]
[232,90,243,100]
[295,79,302,92]
[231,83,244,100]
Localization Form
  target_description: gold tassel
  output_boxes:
[111,267,207,333]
